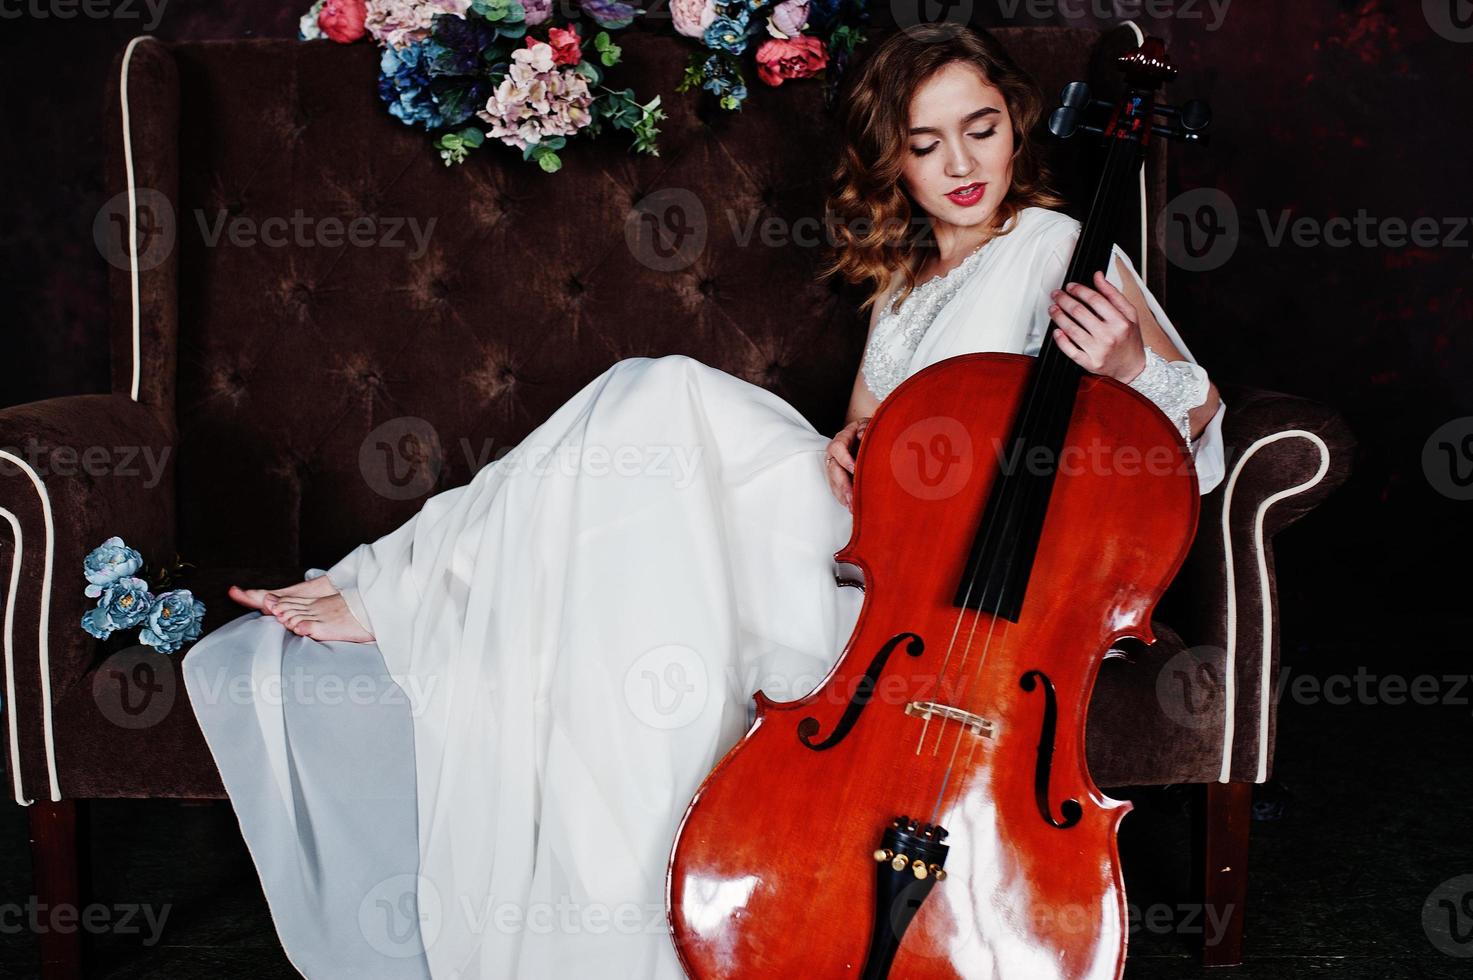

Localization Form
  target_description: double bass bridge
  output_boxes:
[904,700,996,739]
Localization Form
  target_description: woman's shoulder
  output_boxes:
[1013,206,1083,244]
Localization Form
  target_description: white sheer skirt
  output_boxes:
[183,354,864,978]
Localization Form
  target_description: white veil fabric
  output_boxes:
[182,205,1226,979]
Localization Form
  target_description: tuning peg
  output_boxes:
[1059,80,1091,109]
[1155,99,1212,133]
[1178,98,1211,132]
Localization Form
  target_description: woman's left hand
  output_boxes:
[1047,270,1147,384]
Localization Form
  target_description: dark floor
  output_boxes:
[2,621,1469,979]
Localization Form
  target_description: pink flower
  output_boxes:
[755,35,828,87]
[529,25,582,66]
[318,0,368,42]
[479,41,594,150]
[364,0,471,49]
[669,0,717,39]
[765,0,808,39]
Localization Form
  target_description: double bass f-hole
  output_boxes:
[1020,669,1084,829]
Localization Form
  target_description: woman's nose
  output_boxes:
[945,147,977,178]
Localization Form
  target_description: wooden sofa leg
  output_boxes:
[1201,781,1251,967]
[28,799,83,980]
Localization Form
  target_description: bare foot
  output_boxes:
[229,575,337,614]
[271,593,375,643]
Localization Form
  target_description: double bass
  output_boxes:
[666,36,1212,979]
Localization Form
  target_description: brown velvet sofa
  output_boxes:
[2,22,1354,978]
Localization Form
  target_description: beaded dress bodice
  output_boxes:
[860,237,1000,401]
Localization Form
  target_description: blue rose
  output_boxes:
[703,16,752,54]
[81,576,153,639]
[83,536,144,595]
[139,589,206,654]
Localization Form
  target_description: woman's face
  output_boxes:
[899,62,1016,243]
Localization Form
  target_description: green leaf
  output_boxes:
[534,146,562,173]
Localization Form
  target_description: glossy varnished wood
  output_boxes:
[667,354,1200,978]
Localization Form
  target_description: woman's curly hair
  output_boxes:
[819,23,1069,316]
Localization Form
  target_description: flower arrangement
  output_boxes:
[80,537,206,655]
[299,0,867,169]
[300,0,665,171]
[672,0,868,110]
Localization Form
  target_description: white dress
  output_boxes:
[182,205,1227,980]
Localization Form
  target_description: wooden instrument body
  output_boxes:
[667,353,1200,979]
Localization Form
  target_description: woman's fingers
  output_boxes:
[1051,320,1099,372]
[1051,285,1107,334]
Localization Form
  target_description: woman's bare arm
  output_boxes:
[844,271,900,426]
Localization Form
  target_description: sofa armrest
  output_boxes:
[0,395,177,804]
[1157,383,1357,783]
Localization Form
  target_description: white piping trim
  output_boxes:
[1216,430,1332,784]
[121,35,149,404]
[0,511,34,805]
[0,453,59,802]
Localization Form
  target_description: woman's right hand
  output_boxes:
[825,417,870,512]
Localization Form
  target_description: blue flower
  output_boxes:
[703,15,752,54]
[378,42,451,131]
[139,590,206,655]
[698,54,748,105]
[81,576,153,639]
[806,0,841,31]
[83,536,144,595]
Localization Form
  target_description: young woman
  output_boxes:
[185,22,1225,980]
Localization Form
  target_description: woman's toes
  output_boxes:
[229,586,270,610]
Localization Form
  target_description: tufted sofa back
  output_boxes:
[106,25,1166,571]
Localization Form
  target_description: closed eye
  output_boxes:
[910,128,998,156]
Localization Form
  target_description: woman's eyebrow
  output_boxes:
[908,106,1000,135]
